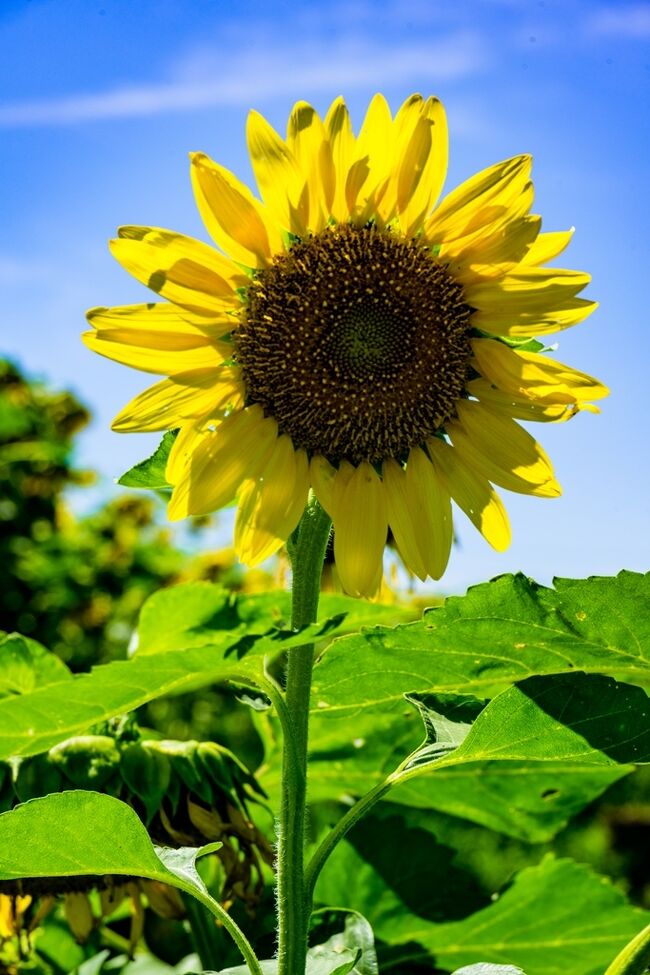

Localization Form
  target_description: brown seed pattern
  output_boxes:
[235,224,471,465]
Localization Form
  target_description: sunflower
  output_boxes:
[84,94,607,597]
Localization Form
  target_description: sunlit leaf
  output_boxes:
[134,582,412,656]
[312,572,650,720]
[0,791,218,897]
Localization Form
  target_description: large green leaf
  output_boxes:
[135,582,413,655]
[0,590,413,760]
[301,673,649,841]
[316,843,649,972]
[311,572,650,720]
[0,791,216,891]
[0,794,269,972]
[390,673,649,840]
[389,857,649,975]
[0,642,265,759]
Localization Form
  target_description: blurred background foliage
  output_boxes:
[1,357,649,975]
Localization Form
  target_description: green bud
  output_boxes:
[120,743,171,824]
[49,735,120,790]
[14,753,64,802]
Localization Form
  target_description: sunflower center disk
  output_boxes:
[235,225,472,466]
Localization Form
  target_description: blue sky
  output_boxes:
[2,0,649,592]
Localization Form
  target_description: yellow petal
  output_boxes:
[428,437,511,552]
[471,338,609,404]
[521,229,574,266]
[310,454,340,518]
[449,215,541,278]
[247,110,309,236]
[168,406,277,519]
[190,152,282,268]
[86,302,234,336]
[403,446,452,580]
[354,93,393,222]
[111,368,244,432]
[382,459,428,580]
[110,227,245,315]
[333,461,387,598]
[166,422,209,485]
[234,437,309,565]
[466,268,591,319]
[471,296,598,337]
[286,101,334,231]
[325,97,357,222]
[426,155,532,245]
[449,401,561,497]
[396,96,448,235]
[83,304,231,375]
[466,378,589,423]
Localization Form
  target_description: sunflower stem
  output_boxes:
[276,497,331,975]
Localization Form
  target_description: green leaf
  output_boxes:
[0,641,265,759]
[389,673,649,840]
[300,673,649,842]
[0,791,218,893]
[0,605,413,760]
[390,857,649,975]
[0,632,71,698]
[311,572,650,720]
[314,811,487,935]
[135,582,413,656]
[117,430,177,490]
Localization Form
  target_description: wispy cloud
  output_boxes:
[586,3,650,37]
[0,31,487,128]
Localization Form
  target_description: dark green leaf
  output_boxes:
[314,811,487,934]
[387,857,649,974]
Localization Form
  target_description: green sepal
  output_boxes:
[117,430,178,491]
[14,752,64,802]
[120,742,172,824]
[48,735,121,790]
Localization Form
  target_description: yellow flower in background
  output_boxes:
[84,94,607,597]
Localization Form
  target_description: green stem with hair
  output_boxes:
[276,497,332,975]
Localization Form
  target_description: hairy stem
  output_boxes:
[276,498,331,975]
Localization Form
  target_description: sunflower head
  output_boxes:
[84,93,607,597]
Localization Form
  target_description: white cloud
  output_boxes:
[586,3,650,37]
[0,31,488,127]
